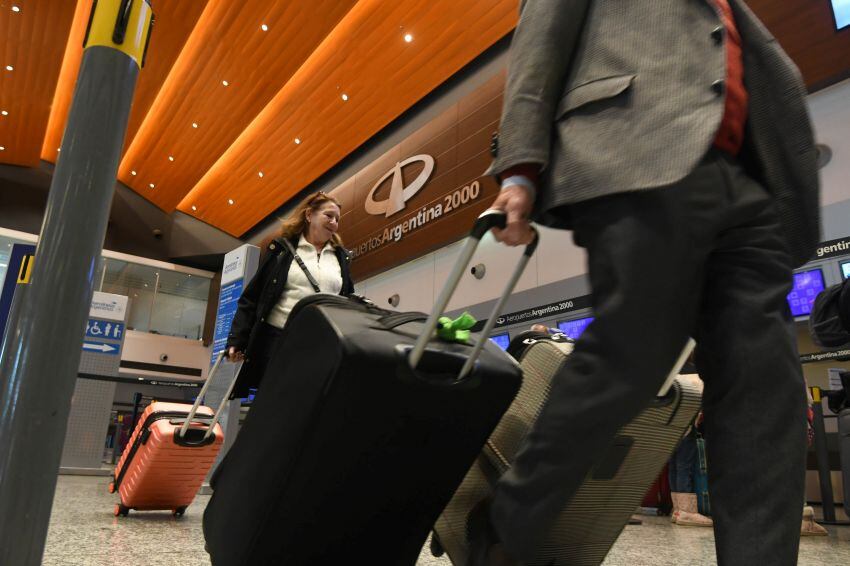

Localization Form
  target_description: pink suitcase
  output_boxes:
[109,352,239,517]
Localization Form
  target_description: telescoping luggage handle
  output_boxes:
[409,209,539,380]
[178,351,242,441]
[658,338,696,397]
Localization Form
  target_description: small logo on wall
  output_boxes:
[365,154,435,217]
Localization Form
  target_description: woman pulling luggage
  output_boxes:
[225,191,354,397]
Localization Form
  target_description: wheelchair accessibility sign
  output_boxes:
[79,291,129,376]
[85,320,124,340]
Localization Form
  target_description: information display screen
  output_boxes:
[832,0,850,29]
[557,316,594,340]
[490,332,511,351]
[841,260,850,280]
[787,269,826,317]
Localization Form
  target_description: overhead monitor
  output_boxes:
[557,316,594,340]
[787,268,826,317]
[832,0,850,30]
[841,260,850,280]
[490,332,511,351]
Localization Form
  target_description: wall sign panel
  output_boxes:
[335,72,506,280]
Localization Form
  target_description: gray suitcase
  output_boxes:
[432,334,702,566]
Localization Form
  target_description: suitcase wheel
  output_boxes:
[107,482,115,494]
[113,504,129,517]
[430,532,445,557]
[172,506,187,518]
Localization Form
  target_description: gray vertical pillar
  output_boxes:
[0,2,154,564]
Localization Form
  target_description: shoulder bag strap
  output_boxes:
[279,238,322,293]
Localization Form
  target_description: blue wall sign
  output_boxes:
[0,243,37,343]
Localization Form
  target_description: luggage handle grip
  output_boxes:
[179,351,243,440]
[409,210,538,380]
[396,344,479,387]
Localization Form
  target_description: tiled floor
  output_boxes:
[44,476,850,565]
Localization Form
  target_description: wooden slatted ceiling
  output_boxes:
[178,0,518,236]
[118,0,359,212]
[41,0,211,164]
[4,0,846,241]
[0,0,77,166]
[40,0,92,162]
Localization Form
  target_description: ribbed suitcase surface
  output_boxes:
[111,401,223,514]
[434,339,702,566]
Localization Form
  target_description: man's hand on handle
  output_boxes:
[491,183,536,246]
[227,346,245,362]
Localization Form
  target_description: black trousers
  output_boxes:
[492,150,808,565]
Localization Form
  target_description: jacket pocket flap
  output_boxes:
[556,74,636,119]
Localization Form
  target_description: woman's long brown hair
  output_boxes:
[277,191,343,247]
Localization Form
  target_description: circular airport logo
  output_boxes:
[365,154,435,218]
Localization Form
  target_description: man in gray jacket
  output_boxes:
[475,1,820,564]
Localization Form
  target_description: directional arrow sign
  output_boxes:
[82,341,119,355]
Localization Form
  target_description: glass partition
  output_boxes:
[99,257,211,339]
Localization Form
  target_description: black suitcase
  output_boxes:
[203,211,536,566]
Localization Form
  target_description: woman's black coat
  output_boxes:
[226,237,354,394]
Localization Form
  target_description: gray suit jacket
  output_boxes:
[488,0,820,266]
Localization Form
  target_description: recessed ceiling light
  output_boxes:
[131,170,137,175]
[191,205,197,211]
[5,66,13,72]
[404,34,413,43]
[341,93,349,101]
[228,199,234,205]
[168,156,174,162]
[192,122,198,128]
[12,6,21,12]
[294,138,301,145]
[56,148,61,152]
[0,146,5,151]
[222,80,229,86]
[261,24,269,31]
[258,171,264,178]
[1,111,7,116]
[149,183,155,188]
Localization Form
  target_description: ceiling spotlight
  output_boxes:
[131,170,137,175]
[222,80,229,86]
[1,110,7,116]
[191,205,197,211]
[228,199,234,205]
[0,146,5,151]
[192,122,198,128]
[261,24,269,31]
[404,34,413,43]
[168,156,174,162]
[258,171,264,178]
[294,138,301,145]
[12,6,21,12]
[5,66,13,71]
[149,183,155,188]
[341,93,349,101]
[56,148,61,152]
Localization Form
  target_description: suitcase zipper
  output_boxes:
[286,293,390,322]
